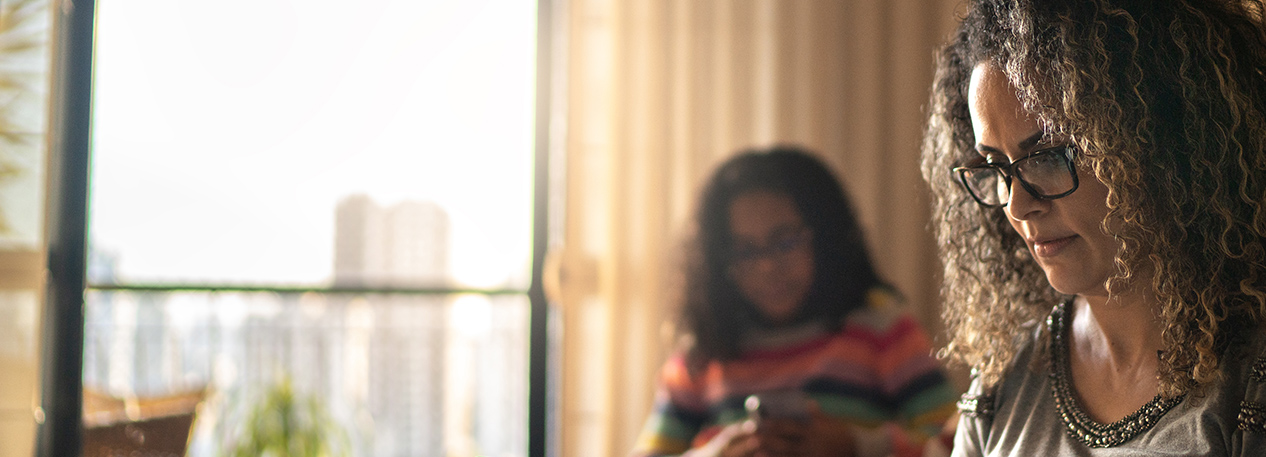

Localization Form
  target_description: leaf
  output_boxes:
[221,374,351,457]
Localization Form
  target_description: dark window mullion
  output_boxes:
[530,0,557,456]
[38,1,96,456]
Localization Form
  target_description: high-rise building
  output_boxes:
[333,195,454,455]
[334,195,450,287]
[333,195,385,287]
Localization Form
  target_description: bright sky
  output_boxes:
[89,0,536,288]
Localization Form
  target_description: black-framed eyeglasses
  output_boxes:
[952,144,1080,208]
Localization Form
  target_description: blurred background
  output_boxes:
[0,0,964,456]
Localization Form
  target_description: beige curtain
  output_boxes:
[547,0,966,455]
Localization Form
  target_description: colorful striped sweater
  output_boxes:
[631,289,958,457]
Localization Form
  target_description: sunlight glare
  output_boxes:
[91,0,536,289]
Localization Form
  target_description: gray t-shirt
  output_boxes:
[953,302,1266,456]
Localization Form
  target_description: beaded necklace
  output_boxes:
[1047,300,1185,448]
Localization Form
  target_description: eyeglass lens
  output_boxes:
[959,146,1076,207]
[729,228,810,274]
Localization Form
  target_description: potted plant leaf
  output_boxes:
[221,376,350,457]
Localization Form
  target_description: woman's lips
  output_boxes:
[1032,235,1077,257]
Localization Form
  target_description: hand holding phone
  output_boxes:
[744,389,811,423]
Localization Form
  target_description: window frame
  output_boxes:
[37,0,559,456]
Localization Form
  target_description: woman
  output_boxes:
[632,146,957,457]
[922,0,1266,454]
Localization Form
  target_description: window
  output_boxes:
[63,1,552,456]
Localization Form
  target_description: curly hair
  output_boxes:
[922,0,1266,396]
[680,146,883,370]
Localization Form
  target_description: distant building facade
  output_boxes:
[334,195,450,288]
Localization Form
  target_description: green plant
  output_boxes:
[221,376,350,457]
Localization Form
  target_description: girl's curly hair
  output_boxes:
[922,0,1266,396]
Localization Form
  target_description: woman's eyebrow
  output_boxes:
[974,131,1047,156]
[1016,131,1047,151]
[974,144,1004,155]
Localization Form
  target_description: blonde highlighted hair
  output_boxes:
[923,0,1266,396]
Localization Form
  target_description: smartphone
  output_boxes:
[744,390,811,422]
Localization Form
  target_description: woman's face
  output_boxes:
[967,63,1118,299]
[726,190,815,325]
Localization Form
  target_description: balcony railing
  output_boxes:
[82,289,528,457]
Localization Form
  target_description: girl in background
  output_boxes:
[632,146,957,457]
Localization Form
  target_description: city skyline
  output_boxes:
[83,195,528,456]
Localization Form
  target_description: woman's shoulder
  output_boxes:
[1214,324,1266,392]
[1226,326,1266,434]
[954,302,1058,419]
[1228,325,1266,371]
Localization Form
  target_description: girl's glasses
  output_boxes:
[727,227,812,277]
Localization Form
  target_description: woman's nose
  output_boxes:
[1004,180,1045,220]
